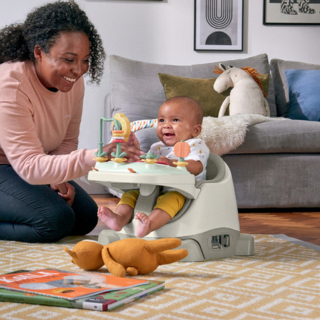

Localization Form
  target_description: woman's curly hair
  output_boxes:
[0,0,105,84]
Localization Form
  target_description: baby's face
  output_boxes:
[157,101,200,146]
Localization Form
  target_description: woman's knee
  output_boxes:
[44,205,76,241]
[0,204,75,243]
[68,181,98,235]
[0,167,77,242]
[29,204,76,242]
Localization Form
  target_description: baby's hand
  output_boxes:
[103,132,144,163]
[157,157,174,167]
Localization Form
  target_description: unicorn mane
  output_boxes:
[213,65,266,98]
[241,67,266,98]
[213,66,223,74]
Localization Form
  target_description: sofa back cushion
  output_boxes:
[108,54,276,123]
[158,72,270,118]
[270,58,320,117]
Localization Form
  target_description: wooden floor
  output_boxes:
[91,195,320,246]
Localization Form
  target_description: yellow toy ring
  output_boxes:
[93,157,109,163]
[112,113,131,142]
[173,161,189,167]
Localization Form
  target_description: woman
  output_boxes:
[0,0,142,243]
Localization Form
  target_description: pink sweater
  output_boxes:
[0,60,96,185]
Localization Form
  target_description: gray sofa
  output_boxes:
[104,54,320,209]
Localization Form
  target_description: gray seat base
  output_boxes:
[98,228,255,262]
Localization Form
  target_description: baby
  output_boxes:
[98,96,210,237]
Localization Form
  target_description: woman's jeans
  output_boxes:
[0,164,98,243]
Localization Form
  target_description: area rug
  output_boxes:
[0,234,319,320]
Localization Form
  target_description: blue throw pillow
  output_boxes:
[285,70,320,121]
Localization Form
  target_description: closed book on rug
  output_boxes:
[0,269,148,300]
[0,280,164,311]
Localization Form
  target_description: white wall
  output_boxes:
[1,0,319,193]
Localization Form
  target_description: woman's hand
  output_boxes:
[103,132,144,163]
[127,131,140,149]
[50,182,75,206]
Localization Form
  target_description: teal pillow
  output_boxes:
[285,70,320,121]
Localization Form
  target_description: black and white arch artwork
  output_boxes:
[194,0,243,51]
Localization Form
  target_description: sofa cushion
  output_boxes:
[270,58,320,117]
[135,119,320,155]
[158,73,270,118]
[158,74,226,117]
[285,70,320,121]
[229,119,320,154]
[135,127,158,153]
[108,54,277,122]
[222,153,320,208]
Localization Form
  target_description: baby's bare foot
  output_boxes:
[135,212,151,238]
[97,207,123,231]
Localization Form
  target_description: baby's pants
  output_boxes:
[118,190,186,218]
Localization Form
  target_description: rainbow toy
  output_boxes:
[130,119,158,133]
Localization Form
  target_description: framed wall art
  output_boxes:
[264,0,320,25]
[85,0,163,2]
[194,0,243,52]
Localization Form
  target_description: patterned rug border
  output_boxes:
[273,234,320,252]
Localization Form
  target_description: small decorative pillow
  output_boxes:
[285,70,320,121]
[158,73,270,118]
[270,58,320,116]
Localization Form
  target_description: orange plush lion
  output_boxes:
[65,238,188,277]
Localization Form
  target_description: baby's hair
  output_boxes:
[165,96,203,124]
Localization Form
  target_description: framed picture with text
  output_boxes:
[264,0,320,25]
[194,0,243,52]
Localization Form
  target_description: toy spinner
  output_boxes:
[88,113,254,261]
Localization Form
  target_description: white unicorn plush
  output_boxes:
[213,63,270,118]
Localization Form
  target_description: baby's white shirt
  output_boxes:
[148,138,210,182]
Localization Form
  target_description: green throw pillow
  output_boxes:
[158,73,270,118]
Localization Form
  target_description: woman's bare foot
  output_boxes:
[97,206,128,231]
[135,212,151,238]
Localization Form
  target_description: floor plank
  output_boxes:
[91,195,320,246]
[239,212,320,245]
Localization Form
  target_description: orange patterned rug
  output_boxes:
[0,234,319,320]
